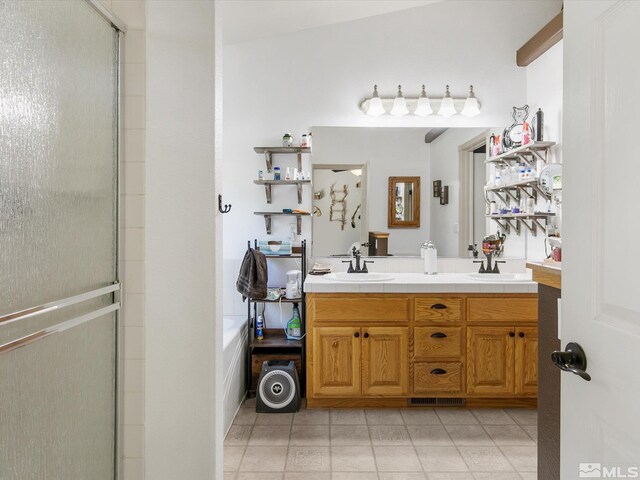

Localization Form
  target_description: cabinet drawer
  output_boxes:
[467,297,537,323]
[414,327,462,358]
[414,362,463,393]
[414,297,462,323]
[310,296,409,322]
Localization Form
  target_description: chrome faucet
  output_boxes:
[342,247,374,273]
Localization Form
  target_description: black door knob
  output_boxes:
[551,342,591,381]
[354,332,360,338]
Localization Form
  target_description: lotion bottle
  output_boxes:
[424,241,438,275]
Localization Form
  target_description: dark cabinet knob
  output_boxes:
[430,332,448,339]
[519,332,525,338]
[430,368,447,375]
[364,332,369,338]
[431,304,447,310]
[509,331,515,337]
[354,332,360,338]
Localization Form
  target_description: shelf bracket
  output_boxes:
[296,215,302,235]
[264,184,272,203]
[531,183,550,201]
[505,218,520,235]
[515,153,534,169]
[505,189,520,204]
[530,149,547,163]
[516,185,537,201]
[265,152,273,173]
[532,217,547,233]
[296,183,303,204]
[263,215,272,235]
[493,191,508,205]
[297,152,302,173]
[520,218,537,236]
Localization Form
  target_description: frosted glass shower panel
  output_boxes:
[0,0,119,315]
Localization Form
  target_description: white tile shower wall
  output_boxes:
[222,1,562,311]
[103,0,147,478]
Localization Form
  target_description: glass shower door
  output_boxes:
[0,1,121,478]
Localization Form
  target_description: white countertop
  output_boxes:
[304,272,537,294]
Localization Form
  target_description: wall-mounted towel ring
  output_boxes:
[218,194,232,214]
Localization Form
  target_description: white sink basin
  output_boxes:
[325,272,394,283]
[465,273,528,282]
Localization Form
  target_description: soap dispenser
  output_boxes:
[423,241,438,275]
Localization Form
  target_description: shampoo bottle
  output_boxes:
[423,241,438,275]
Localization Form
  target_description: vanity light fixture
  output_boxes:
[414,85,433,116]
[390,85,409,116]
[359,85,481,116]
[437,85,457,117]
[461,85,481,117]
[366,85,386,116]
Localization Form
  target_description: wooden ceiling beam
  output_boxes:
[516,10,563,67]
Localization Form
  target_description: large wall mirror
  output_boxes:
[310,126,498,257]
[388,176,420,228]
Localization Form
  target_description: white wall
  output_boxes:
[222,0,562,316]
[430,128,487,257]
[146,1,222,479]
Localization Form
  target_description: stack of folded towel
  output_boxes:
[309,263,332,275]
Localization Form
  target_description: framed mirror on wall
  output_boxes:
[388,176,420,228]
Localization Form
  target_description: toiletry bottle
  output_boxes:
[282,133,293,147]
[300,134,308,147]
[274,166,281,181]
[423,241,438,275]
[285,167,291,180]
[534,108,544,141]
[286,304,302,339]
[420,241,430,258]
[307,132,313,149]
[489,133,495,155]
[523,122,531,145]
[256,315,264,340]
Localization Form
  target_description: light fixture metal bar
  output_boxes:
[359,97,479,115]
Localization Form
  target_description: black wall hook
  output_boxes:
[218,194,232,214]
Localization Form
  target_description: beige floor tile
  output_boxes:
[285,474,330,480]
[407,425,453,446]
[224,446,245,472]
[483,425,536,446]
[286,446,331,472]
[426,474,474,480]
[234,408,258,426]
[243,397,257,408]
[499,446,537,472]
[294,409,330,425]
[415,447,469,473]
[379,473,428,479]
[436,410,479,425]
[401,409,442,425]
[256,412,295,426]
[520,425,537,443]
[331,446,377,472]
[472,473,523,479]
[445,425,494,446]
[224,472,236,480]
[248,425,291,446]
[225,425,253,446]
[290,425,331,446]
[239,446,288,471]
[366,409,405,425]
[470,409,516,425]
[518,473,538,480]
[331,409,367,425]
[457,446,514,472]
[237,474,283,480]
[369,425,412,445]
[331,425,371,446]
[332,473,379,480]
[504,409,537,426]
[373,446,423,472]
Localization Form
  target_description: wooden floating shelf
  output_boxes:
[254,147,311,173]
[253,179,312,204]
[254,212,311,235]
[485,141,556,165]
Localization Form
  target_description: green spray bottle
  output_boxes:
[286,303,302,339]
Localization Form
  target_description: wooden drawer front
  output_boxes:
[467,298,537,323]
[414,362,462,393]
[311,296,409,322]
[415,297,462,323]
[414,327,462,358]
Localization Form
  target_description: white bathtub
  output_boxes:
[223,316,248,434]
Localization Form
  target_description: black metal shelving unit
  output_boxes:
[245,238,307,397]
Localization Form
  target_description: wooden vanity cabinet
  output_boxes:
[306,293,537,408]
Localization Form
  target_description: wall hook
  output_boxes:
[218,194,232,214]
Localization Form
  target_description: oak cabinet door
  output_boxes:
[312,327,361,396]
[362,327,409,396]
[467,326,515,395]
[515,327,538,395]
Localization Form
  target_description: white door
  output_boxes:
[563,1,640,478]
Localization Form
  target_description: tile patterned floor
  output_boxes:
[224,399,537,480]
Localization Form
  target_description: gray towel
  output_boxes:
[236,248,268,301]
